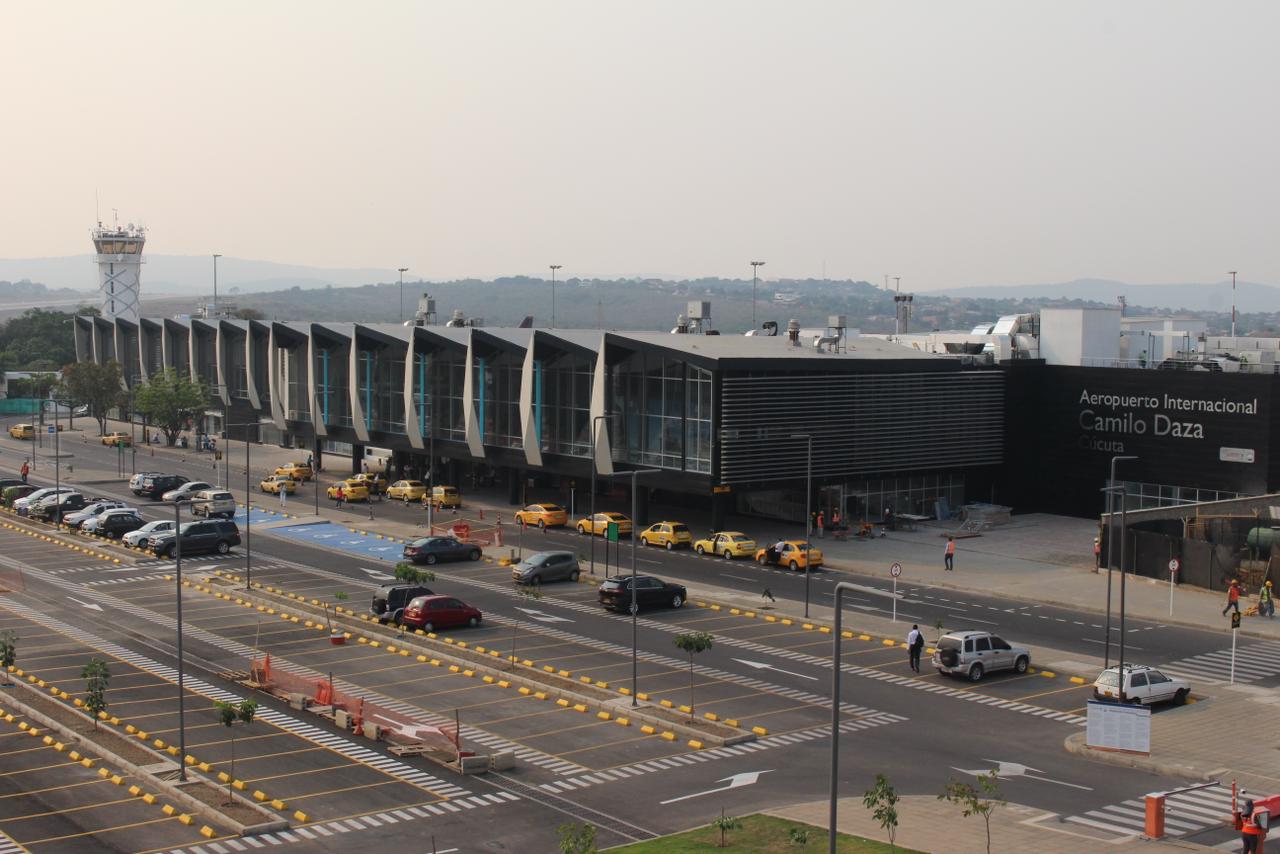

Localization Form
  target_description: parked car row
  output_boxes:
[124,472,235,517]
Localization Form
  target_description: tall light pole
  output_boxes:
[226,421,263,589]
[1229,271,1238,339]
[212,254,222,317]
[792,433,813,618]
[589,414,608,576]
[425,394,435,533]
[606,468,661,705]
[750,261,766,329]
[174,497,190,781]
[398,267,409,324]
[829,581,858,854]
[1102,454,1137,671]
[549,265,562,328]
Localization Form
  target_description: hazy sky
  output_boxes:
[3,1,1277,291]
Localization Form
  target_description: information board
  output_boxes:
[1085,700,1151,755]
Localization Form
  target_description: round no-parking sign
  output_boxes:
[890,562,902,578]
[1168,558,1180,575]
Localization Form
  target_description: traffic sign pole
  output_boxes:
[1168,558,1180,617]
[890,563,902,623]
[1231,624,1238,685]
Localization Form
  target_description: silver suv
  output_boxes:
[932,630,1030,682]
[512,551,581,585]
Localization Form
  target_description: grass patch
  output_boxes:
[606,813,924,853]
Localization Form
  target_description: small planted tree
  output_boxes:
[788,826,810,846]
[82,658,110,729]
[863,773,900,850]
[394,562,435,586]
[673,631,714,720]
[0,630,15,686]
[710,809,742,848]
[213,699,258,804]
[510,584,543,670]
[939,771,1004,854]
[326,591,349,643]
[557,821,597,854]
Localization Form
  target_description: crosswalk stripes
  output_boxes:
[537,711,907,795]
[1158,641,1280,685]
[0,828,24,854]
[0,595,474,800]
[1064,784,1233,839]
[158,791,522,854]
[84,573,174,586]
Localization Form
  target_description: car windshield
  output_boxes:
[542,504,563,512]
[938,638,962,651]
[526,554,551,566]
[1096,671,1120,687]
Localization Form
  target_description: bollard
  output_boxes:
[478,507,485,520]
[1144,793,1166,838]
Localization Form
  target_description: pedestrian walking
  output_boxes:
[906,624,923,673]
[1222,579,1243,616]
[1259,580,1274,619]
[279,484,288,508]
[334,485,345,510]
[1093,536,1101,572]
[19,461,28,483]
[816,510,826,539]
[944,535,956,571]
[362,459,369,473]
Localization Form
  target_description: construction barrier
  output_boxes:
[429,519,498,547]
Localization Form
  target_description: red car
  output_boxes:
[401,595,482,633]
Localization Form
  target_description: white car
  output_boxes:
[1093,664,1190,706]
[130,472,163,494]
[13,486,73,515]
[123,519,176,548]
[63,500,129,530]
[162,481,214,502]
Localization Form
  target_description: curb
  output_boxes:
[1062,731,1215,781]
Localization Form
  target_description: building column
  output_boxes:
[711,490,731,532]
[507,468,522,505]
[635,485,650,527]
[312,433,324,474]
[352,443,365,474]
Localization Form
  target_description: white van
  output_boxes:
[191,489,237,518]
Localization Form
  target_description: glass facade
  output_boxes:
[430,351,466,441]
[356,344,405,435]
[227,332,249,399]
[611,352,710,473]
[314,342,351,428]
[540,354,592,457]
[481,354,522,449]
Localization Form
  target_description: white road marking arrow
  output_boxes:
[359,567,395,581]
[514,607,573,623]
[951,760,1092,791]
[67,596,103,612]
[313,533,337,539]
[732,658,818,681]
[660,771,773,804]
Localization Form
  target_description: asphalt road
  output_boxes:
[0,428,1250,851]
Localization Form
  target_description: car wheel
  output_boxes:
[162,546,175,559]
[422,622,435,633]
[577,524,587,535]
[671,594,684,609]
[789,560,800,571]
[537,519,546,530]
[967,662,984,682]
[216,541,231,555]
[1014,656,1029,674]
[665,540,674,551]
[570,570,580,582]
[1174,688,1189,705]
[468,616,479,628]
[695,544,706,555]
[468,548,481,561]
[530,575,541,587]
[425,554,438,565]
[724,550,734,560]
[391,609,405,625]
[402,495,409,503]
[757,554,768,565]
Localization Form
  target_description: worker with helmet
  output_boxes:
[1236,798,1265,854]
[1224,579,1244,617]
[1260,581,1275,620]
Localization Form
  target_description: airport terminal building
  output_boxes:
[73,305,1280,529]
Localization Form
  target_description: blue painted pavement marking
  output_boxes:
[271,521,406,560]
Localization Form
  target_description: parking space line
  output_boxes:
[19,816,192,848]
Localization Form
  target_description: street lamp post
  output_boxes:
[398,267,409,324]
[1229,271,1238,339]
[212,254,221,317]
[549,265,562,328]
[1102,455,1137,671]
[605,468,661,706]
[829,581,857,854]
[226,421,264,589]
[791,433,813,618]
[426,395,435,533]
[750,261,766,329]
[589,414,608,576]
[174,497,189,781]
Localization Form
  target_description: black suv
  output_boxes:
[597,575,687,612]
[30,493,89,523]
[146,520,241,558]
[142,474,189,500]
[371,584,435,624]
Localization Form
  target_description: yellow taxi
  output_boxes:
[259,474,297,495]
[327,480,370,502]
[577,512,633,538]
[275,462,313,482]
[8,424,34,440]
[102,432,131,446]
[514,503,569,529]
[386,479,428,502]
[426,485,462,509]
[755,540,824,571]
[350,472,388,494]
[694,531,757,559]
[639,521,693,550]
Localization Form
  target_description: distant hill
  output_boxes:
[935,278,1280,313]
[0,255,389,296]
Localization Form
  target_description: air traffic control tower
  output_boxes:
[92,221,146,322]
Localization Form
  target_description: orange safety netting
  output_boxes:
[251,655,459,754]
[429,520,497,546]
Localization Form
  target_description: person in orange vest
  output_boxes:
[816,510,826,539]
[944,536,956,571]
[1223,579,1243,617]
[1237,799,1263,854]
